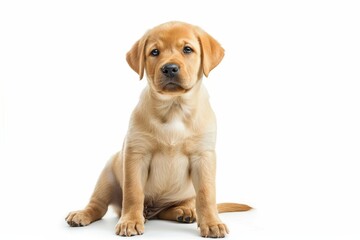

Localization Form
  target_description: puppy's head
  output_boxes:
[126,21,224,96]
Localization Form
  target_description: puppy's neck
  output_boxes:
[146,80,206,122]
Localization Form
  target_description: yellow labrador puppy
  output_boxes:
[66,21,251,238]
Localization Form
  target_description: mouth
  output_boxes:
[162,82,185,92]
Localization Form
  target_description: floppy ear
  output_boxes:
[126,36,147,80]
[197,29,225,77]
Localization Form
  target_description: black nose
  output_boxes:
[161,64,179,78]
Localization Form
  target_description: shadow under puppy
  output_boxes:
[66,21,251,238]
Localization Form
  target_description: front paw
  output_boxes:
[198,221,229,238]
[115,215,145,237]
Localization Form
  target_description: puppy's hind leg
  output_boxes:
[66,155,119,227]
[157,198,197,223]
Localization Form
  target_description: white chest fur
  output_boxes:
[159,117,190,146]
[163,117,186,134]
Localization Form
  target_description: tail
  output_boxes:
[217,203,252,213]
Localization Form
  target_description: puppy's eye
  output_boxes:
[151,49,160,56]
[183,46,193,54]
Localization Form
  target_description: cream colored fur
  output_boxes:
[66,21,251,238]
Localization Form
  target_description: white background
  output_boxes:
[1,0,359,239]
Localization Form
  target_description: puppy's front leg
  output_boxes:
[191,151,228,238]
[115,151,148,237]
